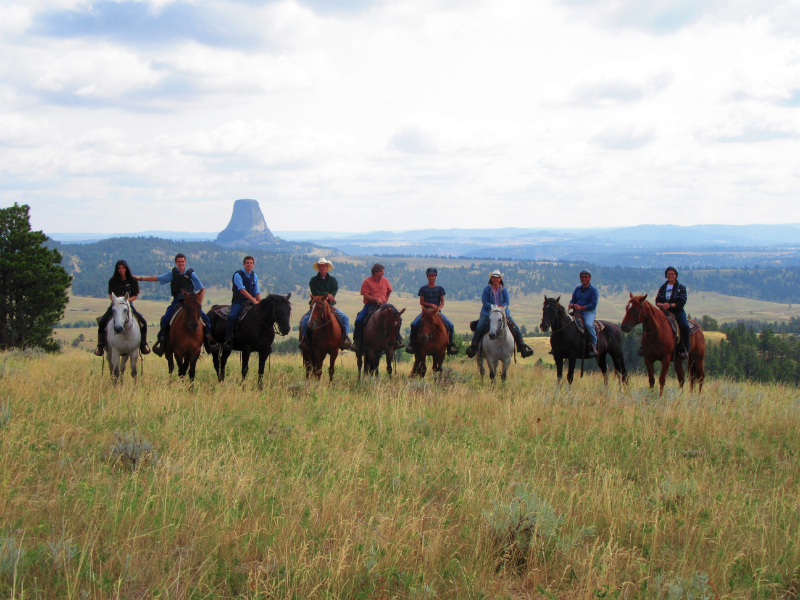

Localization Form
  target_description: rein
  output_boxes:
[543,302,574,335]
[308,298,334,331]
[251,295,290,336]
[626,302,670,338]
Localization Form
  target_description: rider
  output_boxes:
[222,255,261,351]
[298,257,352,351]
[136,253,219,356]
[569,269,599,358]
[93,260,151,357]
[465,270,534,358]
[405,267,459,355]
[352,263,403,351]
[655,266,690,359]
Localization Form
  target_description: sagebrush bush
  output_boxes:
[109,430,158,470]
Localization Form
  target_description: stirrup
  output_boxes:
[93,345,104,357]
[340,336,352,350]
[465,344,478,358]
[205,335,220,352]
[520,344,534,358]
[140,343,151,355]
[637,347,644,357]
[152,341,165,357]
[447,344,459,355]
[405,344,415,354]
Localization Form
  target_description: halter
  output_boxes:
[542,300,574,334]
[308,297,334,331]
[624,299,669,337]
[489,306,508,340]
[251,294,291,336]
[112,298,132,334]
[418,309,444,343]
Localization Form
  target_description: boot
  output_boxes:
[678,346,689,359]
[298,332,310,351]
[517,340,534,358]
[223,335,234,352]
[139,341,151,355]
[637,347,644,357]
[465,342,479,358]
[152,325,168,357]
[137,316,150,354]
[394,333,405,349]
[94,328,106,356]
[204,328,220,354]
[585,343,597,358]
[446,341,459,355]
[340,335,353,350]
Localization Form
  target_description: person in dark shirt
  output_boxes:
[655,266,691,359]
[405,267,458,355]
[569,269,599,358]
[93,260,150,356]
[298,258,352,350]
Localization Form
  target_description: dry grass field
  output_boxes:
[1,349,798,599]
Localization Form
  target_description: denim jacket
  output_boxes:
[481,285,509,316]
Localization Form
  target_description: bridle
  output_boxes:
[624,300,669,337]
[308,297,333,331]
[542,300,573,334]
[252,294,291,336]
[489,306,508,340]
[418,309,443,343]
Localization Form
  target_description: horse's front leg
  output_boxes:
[129,354,138,379]
[385,349,393,377]
[328,350,338,382]
[674,356,686,389]
[188,357,198,382]
[567,357,576,385]
[166,350,175,375]
[120,355,129,378]
[659,357,671,396]
[478,356,485,381]
[597,352,609,387]
[312,349,323,379]
[432,352,443,375]
[212,348,222,381]
[555,356,563,387]
[500,357,509,382]
[488,357,497,383]
[257,351,269,387]
[356,351,363,379]
[644,357,656,390]
[241,351,251,382]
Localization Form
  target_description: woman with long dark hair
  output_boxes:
[93,260,150,356]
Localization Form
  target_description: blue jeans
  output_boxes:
[411,312,454,343]
[579,310,597,346]
[225,301,247,341]
[300,308,350,337]
[471,309,521,344]
[162,296,211,330]
[671,309,691,353]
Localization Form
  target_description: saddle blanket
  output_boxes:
[574,316,605,335]
[666,314,702,338]
[210,303,254,322]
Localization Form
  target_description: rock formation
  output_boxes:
[216,199,277,248]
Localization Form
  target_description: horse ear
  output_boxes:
[111,293,119,302]
[642,294,647,301]
[629,292,633,298]
[286,292,291,300]
[555,295,560,303]
[399,308,406,315]
[124,292,129,300]
[197,288,205,302]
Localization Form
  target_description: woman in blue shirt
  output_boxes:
[465,270,533,358]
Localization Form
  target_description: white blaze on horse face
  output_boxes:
[627,303,632,310]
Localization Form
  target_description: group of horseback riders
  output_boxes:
[93,253,692,361]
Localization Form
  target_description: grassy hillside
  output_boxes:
[0,350,797,599]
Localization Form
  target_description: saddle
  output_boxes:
[573,314,604,336]
[665,313,702,339]
[210,303,254,322]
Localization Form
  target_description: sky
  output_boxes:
[1,0,799,234]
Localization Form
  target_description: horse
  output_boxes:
[410,306,448,378]
[620,293,706,394]
[209,293,292,385]
[540,295,628,388]
[164,287,205,381]
[104,293,141,381]
[356,304,406,378]
[301,295,341,381]
[476,305,515,383]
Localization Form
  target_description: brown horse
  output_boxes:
[302,296,342,381]
[165,287,205,381]
[410,307,448,378]
[357,304,406,378]
[620,293,705,394]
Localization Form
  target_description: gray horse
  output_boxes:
[477,305,515,383]
[105,293,141,381]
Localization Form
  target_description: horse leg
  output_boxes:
[166,349,175,375]
[500,357,509,382]
[212,348,222,381]
[357,351,363,379]
[219,349,231,383]
[303,349,312,379]
[598,352,609,387]
[188,358,197,382]
[120,355,129,378]
[478,355,485,382]
[257,351,268,387]
[659,357,671,396]
[645,357,656,390]
[567,357,576,385]
[674,356,686,389]
[488,357,497,383]
[129,354,138,379]
[328,350,338,382]
[609,349,628,387]
[313,349,323,380]
[432,352,443,376]
[555,356,563,387]
[241,351,250,382]
[385,350,393,377]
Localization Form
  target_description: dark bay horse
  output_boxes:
[165,288,205,381]
[620,293,705,394]
[209,293,292,384]
[411,307,448,378]
[540,295,628,387]
[302,296,341,381]
[357,304,406,378]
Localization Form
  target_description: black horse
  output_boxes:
[209,293,292,384]
[540,295,628,387]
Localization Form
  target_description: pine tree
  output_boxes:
[0,204,71,351]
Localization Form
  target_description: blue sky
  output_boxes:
[1,0,799,233]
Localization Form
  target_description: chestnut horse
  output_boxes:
[620,293,705,394]
[357,304,406,378]
[165,287,205,381]
[302,296,342,381]
[410,306,448,378]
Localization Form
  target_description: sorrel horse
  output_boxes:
[104,292,141,381]
[540,295,628,387]
[620,293,706,394]
[356,304,406,378]
[410,306,448,378]
[302,296,341,381]
[209,293,292,384]
[165,287,205,381]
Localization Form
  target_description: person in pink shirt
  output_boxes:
[352,263,403,351]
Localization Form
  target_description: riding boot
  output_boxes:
[352,322,363,351]
[446,330,459,355]
[152,325,169,357]
[514,334,534,358]
[405,325,418,354]
[136,316,150,355]
[465,342,479,358]
[394,333,405,349]
[585,343,597,358]
[678,342,689,359]
[204,326,220,354]
[298,332,310,351]
[223,334,234,352]
[94,328,106,357]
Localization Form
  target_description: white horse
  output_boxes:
[105,293,141,381]
[477,305,515,383]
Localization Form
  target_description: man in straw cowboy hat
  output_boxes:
[465,269,534,359]
[298,257,352,351]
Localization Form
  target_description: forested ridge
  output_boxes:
[50,237,800,304]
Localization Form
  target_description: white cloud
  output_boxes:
[592,121,656,149]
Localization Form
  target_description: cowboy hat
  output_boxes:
[313,257,334,272]
[489,269,503,278]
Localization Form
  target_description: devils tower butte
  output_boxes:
[216,199,277,248]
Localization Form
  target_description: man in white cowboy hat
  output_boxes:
[465,269,534,358]
[298,257,352,350]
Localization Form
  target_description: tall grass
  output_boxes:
[0,349,798,599]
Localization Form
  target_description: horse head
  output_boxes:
[181,287,205,332]
[620,292,647,333]
[418,306,443,343]
[270,293,293,336]
[488,305,506,340]
[378,305,405,344]
[307,295,329,331]
[111,292,131,334]
[540,295,562,332]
